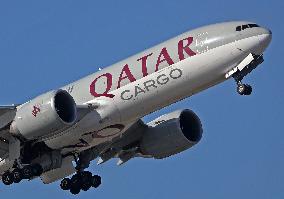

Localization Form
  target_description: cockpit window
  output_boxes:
[242,24,249,30]
[236,23,260,31]
[248,24,260,28]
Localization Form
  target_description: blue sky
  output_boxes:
[0,0,283,198]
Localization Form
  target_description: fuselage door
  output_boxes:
[195,32,209,54]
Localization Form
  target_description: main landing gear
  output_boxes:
[2,164,43,185]
[59,154,102,195]
[60,171,101,195]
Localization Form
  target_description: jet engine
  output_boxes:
[10,90,77,140]
[140,109,202,159]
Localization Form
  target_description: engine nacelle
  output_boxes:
[10,90,77,140]
[140,109,202,159]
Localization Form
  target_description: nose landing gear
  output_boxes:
[226,53,264,96]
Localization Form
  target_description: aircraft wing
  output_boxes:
[0,106,17,129]
[96,119,148,166]
[0,104,95,162]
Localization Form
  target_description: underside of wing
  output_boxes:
[0,106,17,129]
[97,119,147,165]
[96,109,203,165]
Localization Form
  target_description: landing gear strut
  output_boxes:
[231,54,264,96]
[59,154,102,195]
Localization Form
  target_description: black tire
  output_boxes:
[244,84,252,95]
[81,183,91,191]
[22,165,33,179]
[12,168,22,183]
[69,173,81,194]
[81,171,92,191]
[2,171,14,185]
[71,173,81,185]
[70,185,81,195]
[237,84,246,95]
[70,173,82,190]
[91,175,101,188]
[60,178,71,190]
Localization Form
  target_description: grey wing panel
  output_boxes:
[0,106,17,129]
[0,106,17,160]
[0,130,9,160]
[97,119,148,165]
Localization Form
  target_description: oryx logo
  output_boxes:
[32,105,41,117]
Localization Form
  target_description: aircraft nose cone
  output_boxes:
[257,28,272,53]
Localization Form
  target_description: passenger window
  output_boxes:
[242,24,249,30]
[236,26,241,31]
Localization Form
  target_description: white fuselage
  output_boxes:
[41,21,271,154]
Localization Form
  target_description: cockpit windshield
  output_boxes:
[236,24,260,31]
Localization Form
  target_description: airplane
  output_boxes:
[0,21,271,194]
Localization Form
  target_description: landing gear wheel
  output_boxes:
[12,168,22,183]
[91,175,102,188]
[64,154,102,194]
[244,84,252,95]
[70,186,81,195]
[237,84,245,95]
[60,178,71,190]
[2,171,14,185]
[69,173,82,195]
[237,84,252,95]
[81,171,92,191]
[22,165,33,179]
